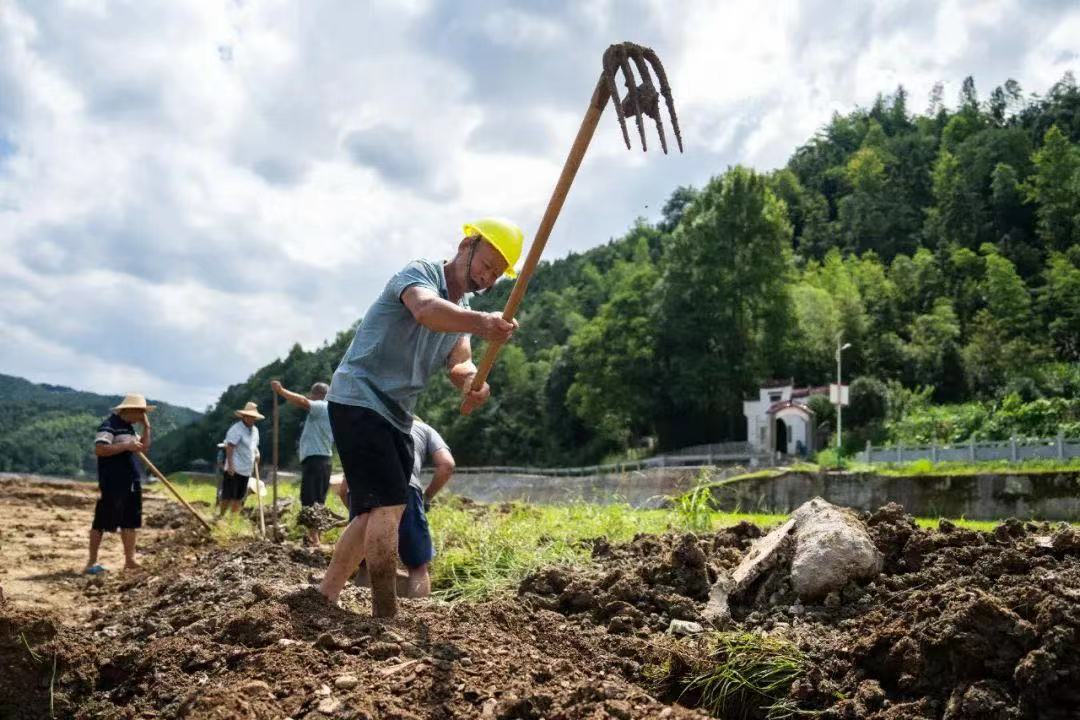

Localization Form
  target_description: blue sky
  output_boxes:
[1,0,1078,410]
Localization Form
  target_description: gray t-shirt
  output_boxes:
[328,260,470,433]
[298,399,333,460]
[410,420,449,491]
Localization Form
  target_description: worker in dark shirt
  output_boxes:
[84,393,153,574]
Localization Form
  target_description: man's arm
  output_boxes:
[446,335,476,391]
[139,412,152,452]
[270,380,311,411]
[225,444,236,474]
[401,286,517,342]
[95,440,143,457]
[447,335,492,415]
[94,421,144,457]
[424,449,455,504]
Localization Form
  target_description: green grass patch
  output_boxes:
[729,457,1080,479]
[649,631,808,720]
[912,517,999,532]
[855,457,1080,476]
[426,497,788,602]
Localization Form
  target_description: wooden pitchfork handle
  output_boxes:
[253,457,266,538]
[136,452,214,533]
[461,78,610,411]
[461,42,682,413]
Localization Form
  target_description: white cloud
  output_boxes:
[1,0,1077,409]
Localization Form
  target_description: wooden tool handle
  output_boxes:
[271,390,280,541]
[136,452,214,533]
[464,79,610,407]
[253,458,266,538]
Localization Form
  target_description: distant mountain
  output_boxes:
[0,373,202,477]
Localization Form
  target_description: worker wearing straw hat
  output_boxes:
[84,393,154,575]
[221,402,264,516]
[317,218,521,618]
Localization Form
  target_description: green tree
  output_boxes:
[1025,125,1080,251]
[656,166,794,445]
[1042,251,1080,360]
[789,282,840,382]
[566,248,659,449]
[981,250,1032,337]
[904,298,964,397]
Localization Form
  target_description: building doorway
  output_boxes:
[775,418,788,454]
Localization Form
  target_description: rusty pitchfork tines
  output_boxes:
[602,42,684,154]
[463,42,682,413]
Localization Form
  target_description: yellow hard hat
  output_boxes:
[463,217,524,278]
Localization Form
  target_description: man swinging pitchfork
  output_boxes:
[318,218,521,617]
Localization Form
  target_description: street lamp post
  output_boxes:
[836,337,852,450]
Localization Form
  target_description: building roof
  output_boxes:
[791,385,829,399]
[759,378,795,389]
[766,400,816,416]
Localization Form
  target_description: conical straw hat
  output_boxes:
[234,401,265,420]
[112,393,156,412]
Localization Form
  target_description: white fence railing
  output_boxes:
[450,446,766,477]
[859,432,1080,465]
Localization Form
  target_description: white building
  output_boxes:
[743,382,827,456]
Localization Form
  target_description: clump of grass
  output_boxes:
[672,475,715,533]
[869,456,1080,476]
[680,632,807,720]
[813,448,848,469]
[428,498,675,601]
[428,496,797,601]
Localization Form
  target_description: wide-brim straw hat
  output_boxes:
[112,393,156,413]
[234,401,265,421]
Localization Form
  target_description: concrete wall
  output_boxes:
[442,467,725,508]
[708,470,1080,521]
[438,467,1080,520]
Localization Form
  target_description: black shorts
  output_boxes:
[300,455,331,507]
[92,482,142,532]
[220,472,249,501]
[329,402,413,516]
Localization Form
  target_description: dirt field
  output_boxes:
[1,476,1079,719]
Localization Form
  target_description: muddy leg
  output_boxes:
[121,529,139,569]
[407,564,430,599]
[366,505,405,617]
[85,529,103,570]
[320,514,371,602]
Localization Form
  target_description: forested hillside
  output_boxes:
[158,73,1080,471]
[0,374,201,476]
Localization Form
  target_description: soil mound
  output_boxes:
[2,539,708,719]
[3,480,1078,720]
[520,528,760,637]
[519,506,1080,719]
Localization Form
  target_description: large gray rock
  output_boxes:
[790,498,882,600]
[702,498,883,623]
[703,518,796,622]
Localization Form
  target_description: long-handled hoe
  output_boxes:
[136,452,214,533]
[462,42,682,412]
